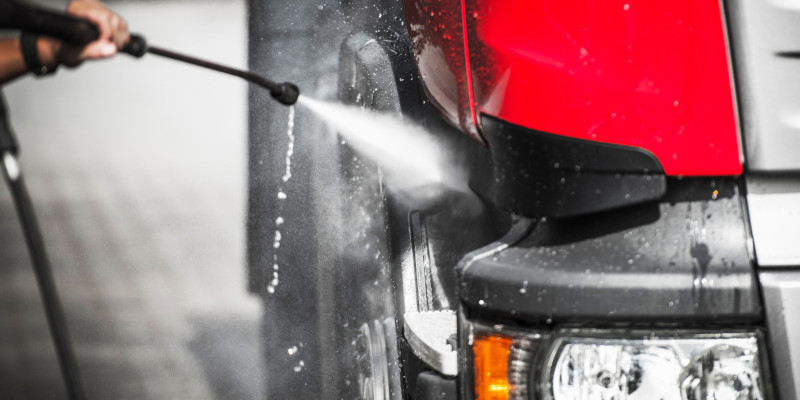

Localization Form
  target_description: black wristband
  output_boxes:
[20,32,57,77]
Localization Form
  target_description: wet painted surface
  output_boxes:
[460,178,760,322]
[247,1,410,398]
[403,0,741,176]
[464,0,740,176]
[401,0,482,141]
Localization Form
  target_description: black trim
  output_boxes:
[459,177,761,324]
[413,372,457,400]
[480,114,667,218]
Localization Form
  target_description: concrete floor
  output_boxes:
[0,1,263,399]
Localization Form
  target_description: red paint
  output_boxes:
[403,0,741,176]
[460,0,479,130]
[401,0,482,142]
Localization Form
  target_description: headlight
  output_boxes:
[549,335,763,400]
[468,326,769,400]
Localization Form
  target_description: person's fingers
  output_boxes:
[109,14,120,47]
[109,14,129,49]
[80,41,117,59]
[118,18,130,46]
[68,1,112,43]
[63,0,126,63]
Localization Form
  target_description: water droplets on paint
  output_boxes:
[267,106,296,295]
[282,106,295,182]
[293,360,305,372]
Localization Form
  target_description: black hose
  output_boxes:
[1,91,85,400]
[1,159,86,400]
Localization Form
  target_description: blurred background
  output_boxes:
[0,0,264,398]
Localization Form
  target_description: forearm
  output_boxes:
[0,36,60,86]
[0,0,128,86]
[0,38,27,85]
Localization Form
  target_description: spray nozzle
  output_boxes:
[121,34,148,58]
[271,83,300,106]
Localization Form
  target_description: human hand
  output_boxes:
[40,0,130,68]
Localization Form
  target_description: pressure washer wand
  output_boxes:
[121,35,300,105]
[0,0,299,105]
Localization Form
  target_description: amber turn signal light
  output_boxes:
[473,333,513,399]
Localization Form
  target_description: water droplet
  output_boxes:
[288,346,298,355]
[281,107,295,182]
[276,217,284,225]
[478,299,486,306]
[623,4,630,10]
[277,191,287,199]
[293,360,304,372]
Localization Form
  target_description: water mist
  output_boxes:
[297,96,468,198]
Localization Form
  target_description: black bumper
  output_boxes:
[458,177,761,324]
